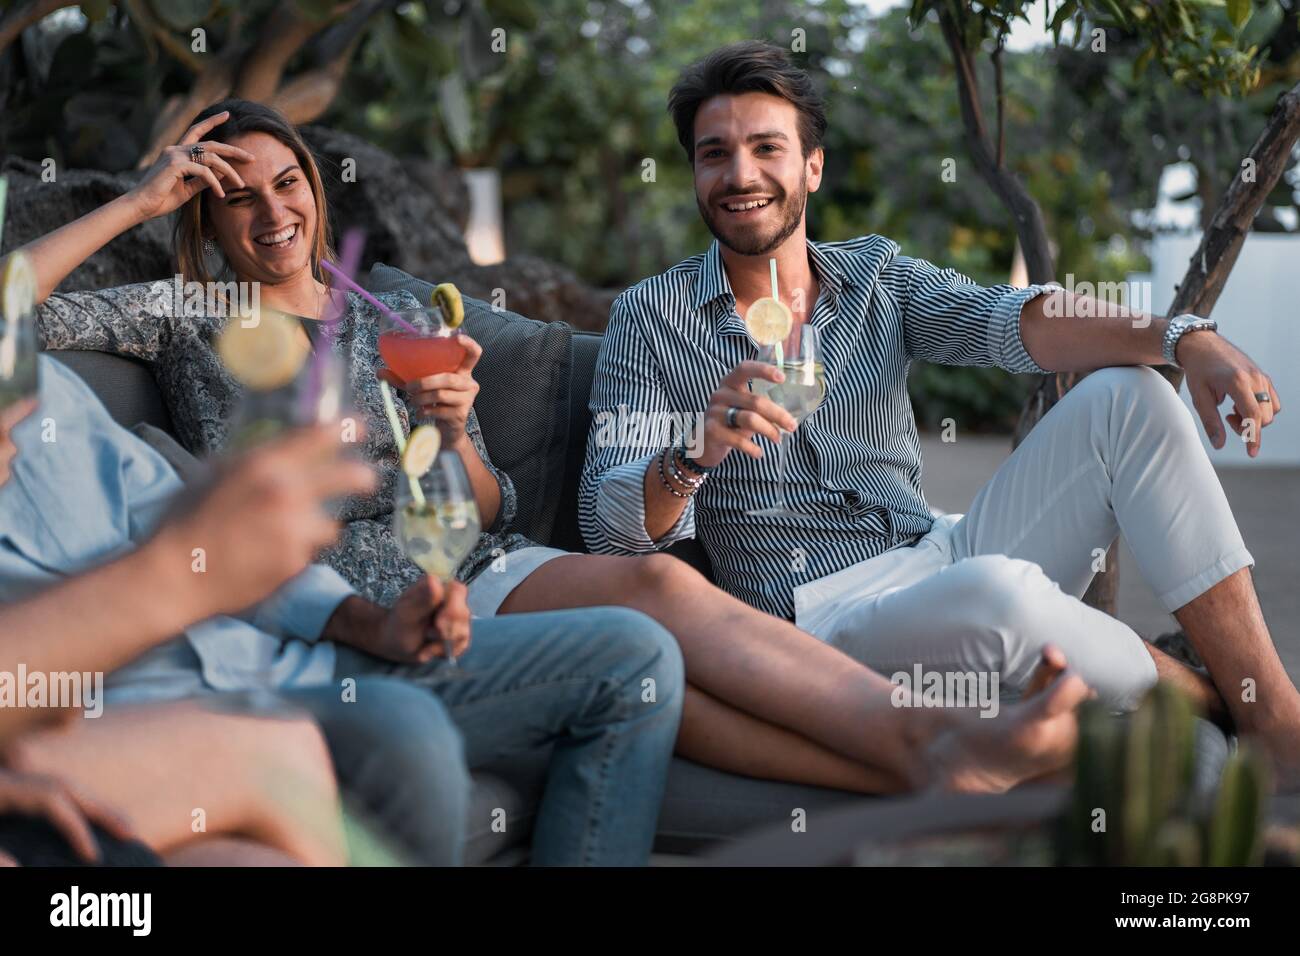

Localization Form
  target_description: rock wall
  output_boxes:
[1,126,616,331]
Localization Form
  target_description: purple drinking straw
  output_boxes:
[303,228,371,421]
[320,260,419,333]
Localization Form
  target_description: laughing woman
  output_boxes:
[16,98,1088,797]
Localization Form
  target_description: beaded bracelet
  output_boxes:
[668,453,705,490]
[668,446,705,482]
[658,448,695,498]
[676,444,715,475]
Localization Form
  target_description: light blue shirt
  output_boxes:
[0,356,355,704]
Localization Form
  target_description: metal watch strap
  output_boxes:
[1162,313,1217,367]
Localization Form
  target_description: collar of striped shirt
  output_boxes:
[691,238,854,318]
[580,234,1053,621]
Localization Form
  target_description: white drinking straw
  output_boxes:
[769,257,784,370]
[379,380,426,506]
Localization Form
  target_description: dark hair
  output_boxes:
[668,41,827,163]
[174,98,335,285]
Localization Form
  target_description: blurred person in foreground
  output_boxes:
[0,353,685,866]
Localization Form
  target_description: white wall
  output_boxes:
[1128,232,1300,466]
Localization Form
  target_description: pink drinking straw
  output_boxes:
[320,260,419,334]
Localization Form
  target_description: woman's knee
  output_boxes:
[628,553,707,600]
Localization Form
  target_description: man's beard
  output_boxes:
[697,175,807,257]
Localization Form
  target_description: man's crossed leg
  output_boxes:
[798,366,1299,762]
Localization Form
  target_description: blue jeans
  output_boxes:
[333,606,685,866]
[280,679,471,866]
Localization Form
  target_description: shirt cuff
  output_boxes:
[990,283,1055,374]
[594,451,696,553]
[249,564,357,643]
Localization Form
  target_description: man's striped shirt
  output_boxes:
[579,235,1052,620]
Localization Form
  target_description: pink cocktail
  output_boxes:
[378,307,467,382]
[378,330,466,381]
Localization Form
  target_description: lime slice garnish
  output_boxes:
[745,296,792,346]
[1,252,36,322]
[401,424,441,478]
[216,309,308,391]
[432,283,465,329]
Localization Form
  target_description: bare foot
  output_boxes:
[1240,724,1300,793]
[926,646,1092,794]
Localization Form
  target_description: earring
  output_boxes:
[202,238,216,255]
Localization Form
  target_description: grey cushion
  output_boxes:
[463,766,545,866]
[131,422,208,485]
[365,263,574,546]
[656,758,865,853]
[705,717,1235,865]
[46,350,173,433]
[550,330,602,553]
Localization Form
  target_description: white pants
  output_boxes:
[792,366,1254,711]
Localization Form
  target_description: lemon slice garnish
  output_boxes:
[401,424,441,478]
[1,252,37,323]
[745,296,792,346]
[432,283,464,329]
[216,309,309,391]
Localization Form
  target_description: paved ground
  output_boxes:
[919,434,1300,684]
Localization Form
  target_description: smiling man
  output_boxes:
[580,40,1300,766]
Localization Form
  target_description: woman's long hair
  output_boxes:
[173,98,336,285]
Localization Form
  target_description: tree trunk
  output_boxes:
[1161,80,1300,391]
[937,9,1123,612]
[938,4,1300,619]
[134,2,383,167]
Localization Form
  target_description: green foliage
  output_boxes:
[3,0,1298,431]
[1057,682,1268,866]
[908,363,1034,433]
[907,0,1266,95]
[149,0,214,31]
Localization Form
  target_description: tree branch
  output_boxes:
[993,35,1005,169]
[0,0,70,57]
[263,0,387,124]
[122,0,205,73]
[938,6,1055,283]
[233,1,344,102]
[265,35,363,125]
[135,50,240,167]
[1163,80,1300,387]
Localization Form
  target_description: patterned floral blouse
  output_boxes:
[36,281,538,607]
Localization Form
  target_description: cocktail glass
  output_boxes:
[378,307,467,413]
[393,451,481,675]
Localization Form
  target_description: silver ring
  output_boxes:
[190,144,206,164]
[725,406,741,429]
[1254,391,1271,403]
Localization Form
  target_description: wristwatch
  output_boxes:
[1161,313,1217,367]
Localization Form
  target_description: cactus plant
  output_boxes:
[1207,749,1269,866]
[1056,681,1268,866]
